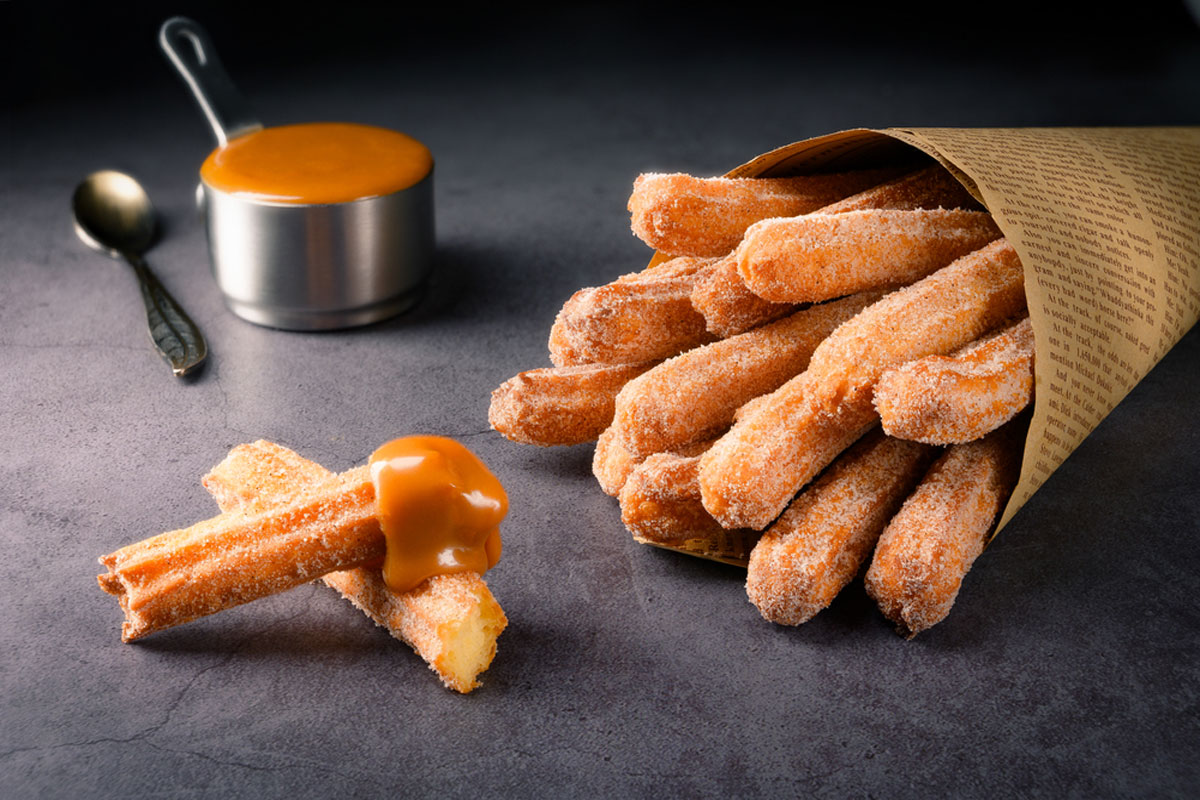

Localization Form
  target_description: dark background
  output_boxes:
[3,2,1199,798]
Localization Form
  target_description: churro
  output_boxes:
[875,317,1034,445]
[864,421,1024,637]
[689,251,797,337]
[803,238,1027,409]
[737,209,1002,304]
[691,165,984,337]
[619,451,723,546]
[628,168,906,257]
[698,372,880,531]
[745,431,937,625]
[593,426,715,497]
[489,361,655,446]
[613,290,884,458]
[818,164,982,215]
[98,439,506,651]
[203,440,506,693]
[98,466,382,642]
[548,256,717,366]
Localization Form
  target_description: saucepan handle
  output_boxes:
[159,17,263,147]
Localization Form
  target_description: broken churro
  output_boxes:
[489,361,656,446]
[864,421,1024,637]
[746,431,937,625]
[98,436,508,683]
[874,317,1035,445]
[203,440,506,693]
[628,168,906,257]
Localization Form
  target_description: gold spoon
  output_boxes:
[72,170,207,376]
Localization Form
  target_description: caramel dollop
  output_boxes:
[368,436,505,593]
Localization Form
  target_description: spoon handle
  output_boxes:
[126,254,208,376]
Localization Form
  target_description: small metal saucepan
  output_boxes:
[159,17,434,330]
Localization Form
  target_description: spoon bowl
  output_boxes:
[72,170,207,376]
[73,170,158,256]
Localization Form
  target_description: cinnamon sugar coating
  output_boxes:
[98,464,383,642]
[489,361,656,446]
[804,238,1028,409]
[692,165,983,336]
[864,422,1024,637]
[548,256,718,366]
[628,169,905,257]
[737,209,1002,304]
[875,317,1034,444]
[619,451,723,546]
[613,291,883,458]
[746,431,938,625]
[698,372,880,531]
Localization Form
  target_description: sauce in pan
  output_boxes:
[200,122,433,204]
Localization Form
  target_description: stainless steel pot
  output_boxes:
[159,17,434,330]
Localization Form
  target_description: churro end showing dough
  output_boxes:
[627,169,908,258]
[488,361,655,447]
[875,317,1035,445]
[746,432,938,626]
[547,256,718,367]
[323,569,506,694]
[864,422,1024,637]
[737,208,1003,304]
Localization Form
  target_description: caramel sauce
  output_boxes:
[368,436,506,594]
[200,122,433,205]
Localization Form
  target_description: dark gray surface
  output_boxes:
[3,5,1199,798]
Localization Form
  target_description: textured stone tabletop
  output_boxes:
[3,4,1199,797]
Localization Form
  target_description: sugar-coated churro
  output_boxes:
[593,426,716,497]
[628,168,906,257]
[746,431,937,625]
[203,440,506,693]
[689,251,798,337]
[864,421,1024,637]
[803,238,1027,409]
[619,451,723,546]
[489,361,656,446]
[99,466,382,642]
[691,165,984,337]
[548,255,718,366]
[593,426,638,497]
[875,317,1034,445]
[698,372,880,531]
[737,209,1002,303]
[613,291,884,458]
[818,164,982,215]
